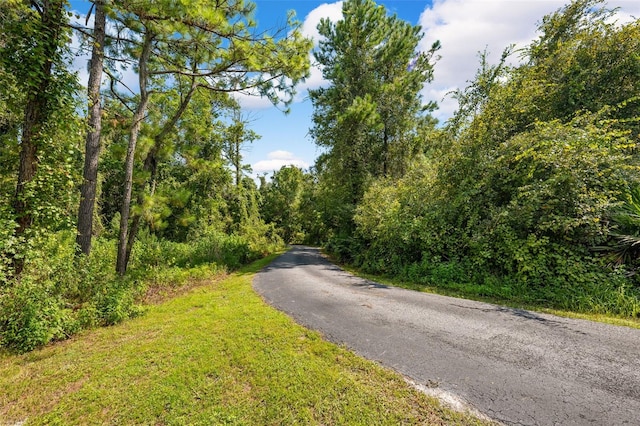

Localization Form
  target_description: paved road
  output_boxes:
[253,246,640,426]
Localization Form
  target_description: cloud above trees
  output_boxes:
[252,151,310,175]
[291,0,640,122]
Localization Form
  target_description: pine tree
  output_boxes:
[309,0,439,234]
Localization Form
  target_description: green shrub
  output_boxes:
[0,216,19,285]
[0,279,68,353]
[184,224,281,269]
[76,238,118,301]
[597,186,640,272]
[325,234,364,264]
[0,233,137,351]
[75,303,100,329]
[94,279,143,326]
[0,221,278,352]
[350,118,640,317]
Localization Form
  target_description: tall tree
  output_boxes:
[309,0,439,234]
[0,0,76,274]
[76,0,107,256]
[115,29,152,275]
[108,0,311,274]
[224,107,260,188]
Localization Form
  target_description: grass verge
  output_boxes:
[336,262,640,330]
[0,255,489,425]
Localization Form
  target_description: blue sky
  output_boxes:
[244,1,429,178]
[68,0,640,180]
[234,0,640,180]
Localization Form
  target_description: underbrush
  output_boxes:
[0,228,282,353]
[344,119,640,322]
[347,248,640,320]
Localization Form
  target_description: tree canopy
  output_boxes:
[309,0,439,236]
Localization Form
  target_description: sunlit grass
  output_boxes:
[0,255,489,425]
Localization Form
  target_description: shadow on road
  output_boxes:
[451,303,587,334]
[259,246,337,269]
[260,245,390,290]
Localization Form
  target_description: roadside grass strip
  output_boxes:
[337,264,640,330]
[0,256,489,425]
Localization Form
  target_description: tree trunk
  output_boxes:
[116,32,153,276]
[123,145,158,270]
[234,137,241,187]
[12,0,66,275]
[76,0,106,256]
[382,124,388,177]
[122,79,199,269]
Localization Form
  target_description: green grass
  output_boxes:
[0,255,489,425]
[336,262,640,330]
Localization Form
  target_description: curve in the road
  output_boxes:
[253,246,640,426]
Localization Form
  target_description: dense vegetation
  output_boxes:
[0,0,309,352]
[1,0,639,355]
[302,0,640,318]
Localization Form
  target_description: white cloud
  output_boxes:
[301,1,344,43]
[297,2,345,93]
[234,90,276,110]
[418,0,640,123]
[268,150,296,160]
[252,150,309,175]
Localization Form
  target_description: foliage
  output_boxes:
[0,0,297,350]
[0,278,68,353]
[260,166,334,245]
[598,187,640,270]
[527,0,640,125]
[0,222,281,352]
[354,117,640,316]
[261,166,306,243]
[0,0,83,271]
[223,107,261,187]
[0,0,299,349]
[456,0,640,144]
[348,1,640,318]
[0,233,133,352]
[310,0,439,235]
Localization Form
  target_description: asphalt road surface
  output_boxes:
[253,246,640,426]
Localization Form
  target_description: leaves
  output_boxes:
[310,0,439,236]
[348,0,640,301]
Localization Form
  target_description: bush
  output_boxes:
[94,279,142,326]
[0,279,69,353]
[0,232,143,352]
[350,118,640,317]
[0,216,19,285]
[0,217,281,352]
[325,234,364,264]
